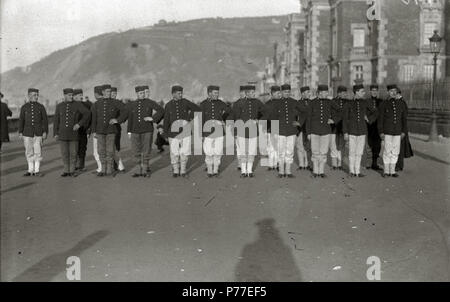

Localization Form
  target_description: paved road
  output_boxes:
[1,131,449,281]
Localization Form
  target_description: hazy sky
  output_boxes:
[0,0,300,73]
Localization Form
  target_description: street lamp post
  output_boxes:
[428,30,443,142]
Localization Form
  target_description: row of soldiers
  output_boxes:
[14,82,408,179]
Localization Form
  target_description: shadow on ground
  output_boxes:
[12,230,109,282]
[234,218,302,282]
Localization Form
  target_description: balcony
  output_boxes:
[349,46,373,60]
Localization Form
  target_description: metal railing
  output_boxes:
[399,80,450,111]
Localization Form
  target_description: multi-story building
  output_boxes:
[300,0,447,93]
[282,13,306,95]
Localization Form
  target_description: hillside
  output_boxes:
[0,15,288,107]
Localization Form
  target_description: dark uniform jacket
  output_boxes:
[305,98,340,136]
[91,98,128,135]
[163,98,200,139]
[367,96,382,140]
[1,102,13,141]
[264,98,279,134]
[331,97,347,134]
[232,97,266,138]
[127,98,165,134]
[78,101,92,136]
[342,98,377,136]
[54,101,90,141]
[272,97,307,137]
[377,97,408,136]
[19,102,49,138]
[297,98,311,135]
[199,98,230,138]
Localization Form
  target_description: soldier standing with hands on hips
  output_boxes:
[163,85,200,177]
[90,84,128,177]
[127,85,164,178]
[342,84,376,177]
[18,88,49,176]
[54,88,90,177]
[199,85,230,177]
[306,85,340,178]
[378,84,408,178]
[274,84,306,178]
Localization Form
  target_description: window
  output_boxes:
[354,65,364,80]
[353,29,365,48]
[332,24,338,58]
[402,64,415,83]
[423,65,434,81]
[423,23,437,45]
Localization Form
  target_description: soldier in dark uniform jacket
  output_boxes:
[264,86,281,171]
[364,84,383,170]
[329,85,347,170]
[73,89,92,171]
[342,84,376,177]
[378,84,408,177]
[199,85,230,177]
[90,84,128,176]
[273,84,306,178]
[163,85,200,177]
[111,87,125,173]
[296,86,311,170]
[18,88,49,176]
[127,85,164,177]
[0,92,12,151]
[305,84,340,178]
[232,85,266,178]
[54,88,90,177]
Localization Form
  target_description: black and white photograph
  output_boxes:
[0,0,449,288]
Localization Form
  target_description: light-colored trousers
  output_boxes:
[169,136,191,165]
[296,132,308,168]
[236,136,258,173]
[203,136,224,166]
[310,134,330,174]
[93,136,102,173]
[278,135,296,165]
[348,135,366,174]
[267,133,278,168]
[23,136,43,173]
[382,135,401,174]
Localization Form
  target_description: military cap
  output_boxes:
[317,84,329,92]
[387,84,398,91]
[171,85,183,93]
[28,88,39,94]
[142,85,150,90]
[270,85,281,93]
[111,87,118,92]
[246,85,256,91]
[94,86,103,94]
[63,88,74,94]
[207,85,220,92]
[370,84,379,90]
[281,84,291,91]
[337,86,347,93]
[353,84,365,92]
[101,84,112,91]
[239,85,246,92]
[300,86,310,93]
[73,89,83,95]
[135,86,145,92]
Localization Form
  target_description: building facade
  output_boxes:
[300,0,447,94]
